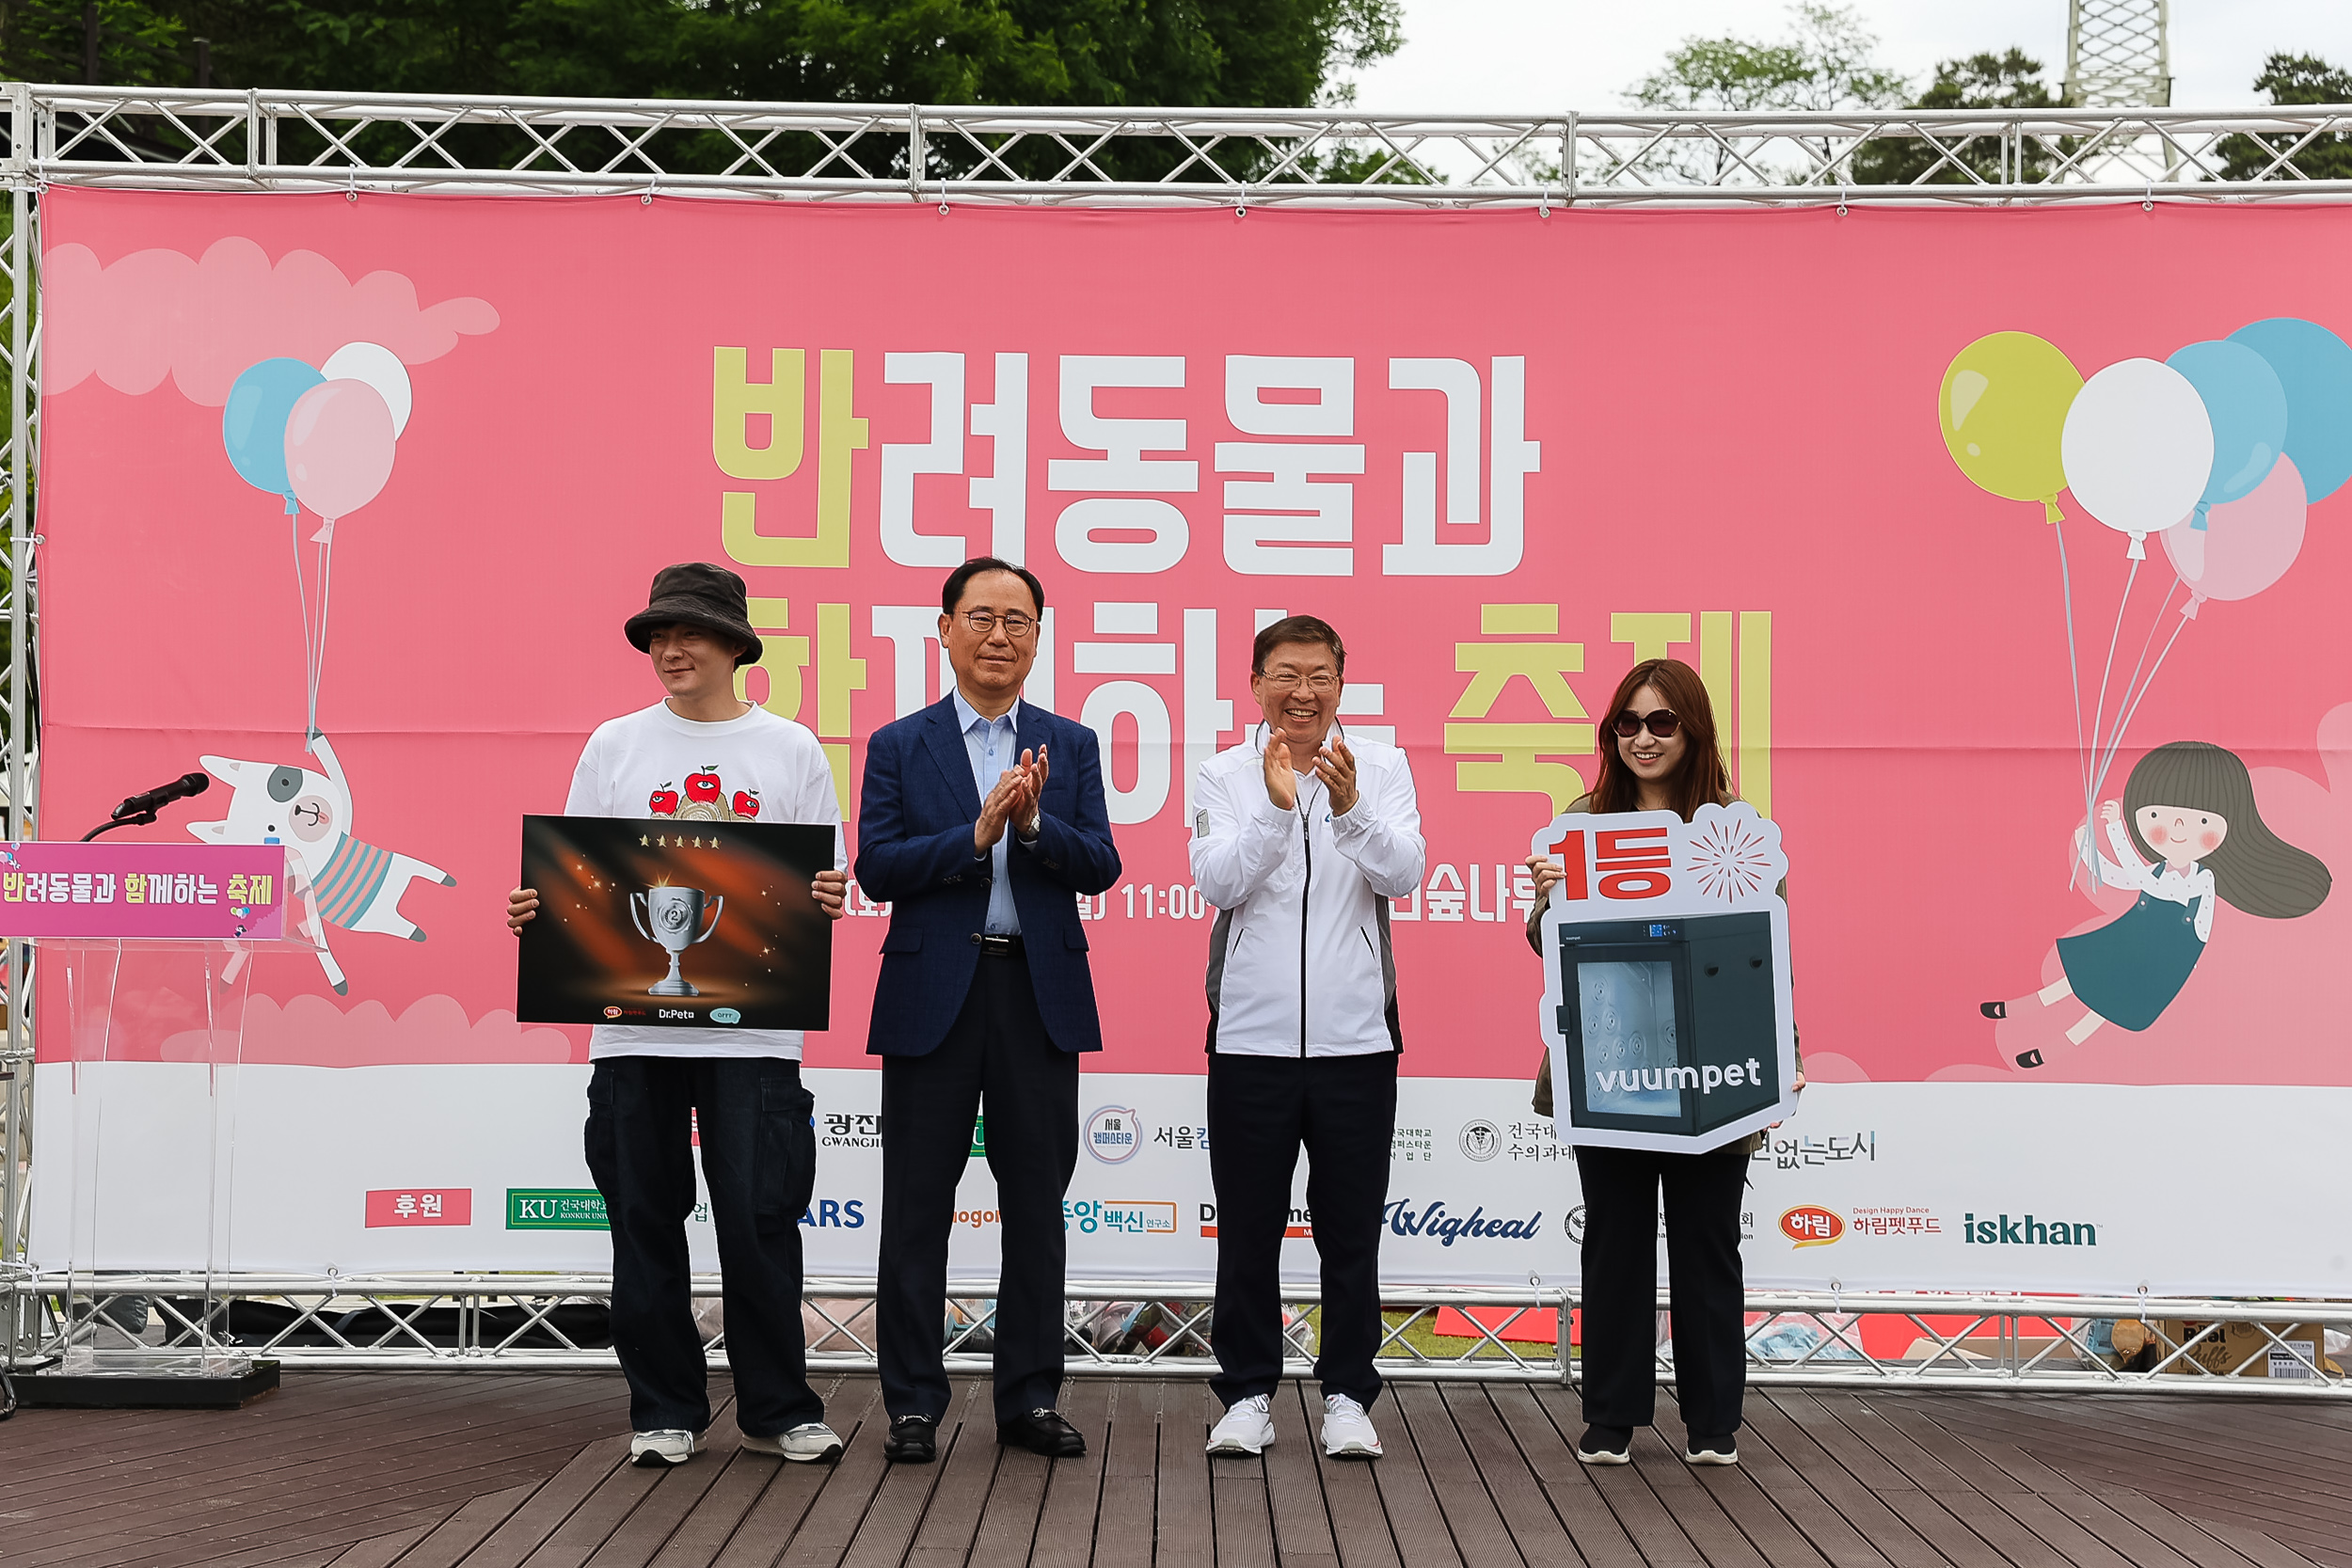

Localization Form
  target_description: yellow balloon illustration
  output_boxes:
[1940,332,2083,521]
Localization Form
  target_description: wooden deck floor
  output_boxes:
[3,1370,2346,1568]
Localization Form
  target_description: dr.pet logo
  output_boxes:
[1385,1198,1543,1246]
[1964,1212,2099,1246]
[1779,1205,1845,1247]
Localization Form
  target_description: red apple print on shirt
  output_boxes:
[685,768,723,805]
[733,789,761,818]
[648,784,680,816]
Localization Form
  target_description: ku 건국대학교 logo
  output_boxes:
[1458,1119,1502,1162]
[1086,1105,1142,1164]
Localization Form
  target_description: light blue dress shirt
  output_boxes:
[953,689,1026,935]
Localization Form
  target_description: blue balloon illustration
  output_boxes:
[2167,339,2286,529]
[2228,317,2352,504]
[222,357,324,513]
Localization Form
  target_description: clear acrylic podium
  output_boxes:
[23,854,323,1405]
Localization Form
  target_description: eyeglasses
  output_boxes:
[1612,708,1682,739]
[1258,673,1340,693]
[958,610,1037,639]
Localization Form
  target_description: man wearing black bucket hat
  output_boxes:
[509,562,850,1469]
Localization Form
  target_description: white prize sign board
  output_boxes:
[1534,803,1797,1153]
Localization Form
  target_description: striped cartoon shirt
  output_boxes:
[311,836,394,927]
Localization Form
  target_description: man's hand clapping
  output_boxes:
[976,747,1048,853]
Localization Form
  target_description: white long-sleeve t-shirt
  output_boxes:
[1190,728,1426,1056]
[564,700,845,1060]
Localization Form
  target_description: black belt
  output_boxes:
[972,932,1025,957]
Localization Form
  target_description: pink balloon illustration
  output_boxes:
[284,378,395,542]
[2163,451,2308,617]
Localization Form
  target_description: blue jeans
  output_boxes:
[584,1055,821,1436]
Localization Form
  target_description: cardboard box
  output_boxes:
[2126,1319,2336,1378]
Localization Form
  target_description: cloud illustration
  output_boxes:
[43,235,499,405]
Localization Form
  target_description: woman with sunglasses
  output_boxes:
[1522,657,1800,1468]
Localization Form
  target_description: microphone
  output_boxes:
[112,772,210,821]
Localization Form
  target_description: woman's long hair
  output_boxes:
[2121,740,2330,918]
[1587,657,1734,822]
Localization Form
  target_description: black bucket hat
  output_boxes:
[624,562,764,667]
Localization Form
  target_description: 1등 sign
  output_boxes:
[516,816,834,1030]
[1533,802,1798,1153]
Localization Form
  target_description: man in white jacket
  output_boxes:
[1189,615,1425,1461]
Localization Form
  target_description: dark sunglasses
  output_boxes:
[1612,708,1681,739]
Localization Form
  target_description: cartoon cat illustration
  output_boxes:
[186,733,454,994]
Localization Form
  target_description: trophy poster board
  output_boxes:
[516,816,834,1030]
[1533,802,1798,1153]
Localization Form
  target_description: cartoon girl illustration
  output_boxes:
[1982,740,2330,1069]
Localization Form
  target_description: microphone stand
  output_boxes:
[80,812,159,843]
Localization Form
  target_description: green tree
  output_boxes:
[1850,49,2063,185]
[2217,53,2352,182]
[2,1,1403,182]
[1621,4,1906,183]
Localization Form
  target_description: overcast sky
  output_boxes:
[1347,1,2352,117]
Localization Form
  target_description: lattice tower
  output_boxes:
[2066,0,2171,107]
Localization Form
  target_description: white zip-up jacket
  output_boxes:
[1191,726,1427,1056]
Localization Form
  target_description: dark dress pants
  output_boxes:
[1575,1140,1749,1439]
[878,952,1079,1424]
[583,1055,822,1438]
[1205,1051,1398,1411]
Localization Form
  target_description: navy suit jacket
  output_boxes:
[856,695,1122,1056]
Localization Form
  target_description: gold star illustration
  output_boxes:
[640,835,650,847]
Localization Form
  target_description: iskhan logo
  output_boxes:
[1964,1212,2098,1247]
[1458,1119,1502,1162]
[1779,1205,1845,1248]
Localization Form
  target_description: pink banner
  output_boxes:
[33,190,2352,1090]
[0,841,289,941]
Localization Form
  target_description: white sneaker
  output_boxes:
[1321,1394,1383,1460]
[1206,1394,1276,1456]
[629,1428,706,1467]
[741,1422,845,1464]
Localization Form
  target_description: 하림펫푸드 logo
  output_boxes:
[1458,1119,1502,1162]
[1085,1105,1142,1164]
[602,1006,623,1019]
[1779,1205,1845,1247]
[1384,1197,1543,1246]
[1963,1212,2098,1246]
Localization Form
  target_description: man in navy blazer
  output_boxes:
[856,556,1120,1464]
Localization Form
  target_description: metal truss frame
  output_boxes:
[3,86,2352,207]
[7,81,2352,1379]
[8,1275,2351,1399]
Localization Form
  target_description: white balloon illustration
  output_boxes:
[321,341,414,437]
[2058,357,2214,560]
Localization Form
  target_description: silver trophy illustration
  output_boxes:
[629,884,724,996]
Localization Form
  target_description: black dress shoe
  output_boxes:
[998,1407,1087,1458]
[883,1415,937,1464]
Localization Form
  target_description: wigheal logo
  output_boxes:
[1458,1119,1502,1162]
